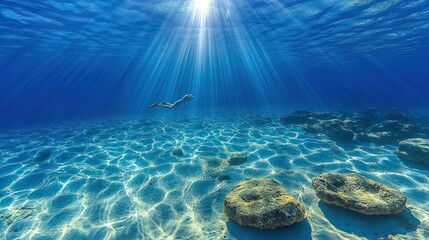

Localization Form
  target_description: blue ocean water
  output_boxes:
[0,0,429,239]
[1,0,429,127]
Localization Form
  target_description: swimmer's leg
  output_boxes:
[158,101,174,108]
[147,102,158,109]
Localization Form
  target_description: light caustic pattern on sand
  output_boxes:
[0,115,428,239]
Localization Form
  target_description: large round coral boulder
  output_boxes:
[312,173,406,215]
[224,178,305,229]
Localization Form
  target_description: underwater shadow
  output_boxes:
[226,218,312,240]
[319,202,420,239]
[400,158,429,171]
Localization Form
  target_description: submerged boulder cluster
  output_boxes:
[222,109,425,230]
[280,109,429,165]
[224,174,406,229]
[281,109,424,145]
[304,119,356,142]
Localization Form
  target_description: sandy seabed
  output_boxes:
[0,114,428,240]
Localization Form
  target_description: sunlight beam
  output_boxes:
[193,0,211,15]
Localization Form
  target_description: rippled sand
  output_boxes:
[0,115,428,239]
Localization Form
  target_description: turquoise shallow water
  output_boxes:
[0,113,428,239]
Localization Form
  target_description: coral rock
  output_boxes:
[396,138,429,165]
[224,178,306,229]
[312,173,406,215]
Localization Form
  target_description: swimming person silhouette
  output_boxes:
[147,94,194,109]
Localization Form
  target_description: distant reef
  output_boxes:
[280,109,429,166]
[281,109,423,143]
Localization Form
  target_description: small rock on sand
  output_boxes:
[172,148,184,156]
[227,153,248,166]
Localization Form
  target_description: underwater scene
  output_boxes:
[1,0,429,240]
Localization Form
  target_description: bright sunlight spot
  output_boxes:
[193,0,211,14]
